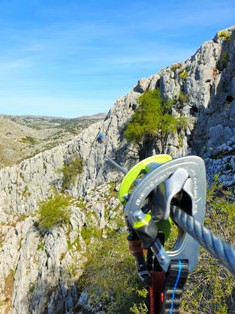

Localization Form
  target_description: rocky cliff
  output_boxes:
[0,26,234,313]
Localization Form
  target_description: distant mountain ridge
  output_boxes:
[1,112,106,120]
[0,113,106,168]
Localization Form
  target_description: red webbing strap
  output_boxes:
[149,271,166,314]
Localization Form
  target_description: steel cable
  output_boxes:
[171,207,235,275]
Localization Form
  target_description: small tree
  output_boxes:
[124,89,187,160]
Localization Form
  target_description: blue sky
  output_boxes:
[0,0,234,118]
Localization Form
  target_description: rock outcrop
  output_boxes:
[0,25,234,313]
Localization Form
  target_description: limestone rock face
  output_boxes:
[0,26,234,313]
[131,26,235,186]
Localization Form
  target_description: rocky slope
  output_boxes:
[0,26,234,313]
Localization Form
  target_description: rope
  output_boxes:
[171,207,235,275]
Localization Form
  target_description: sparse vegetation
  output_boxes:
[58,156,83,190]
[171,63,182,71]
[37,242,45,250]
[181,178,235,313]
[22,185,31,198]
[178,134,183,148]
[36,193,72,232]
[180,70,189,80]
[81,224,102,245]
[217,51,229,71]
[20,136,37,145]
[29,283,35,294]
[67,238,81,251]
[78,231,147,313]
[218,30,232,41]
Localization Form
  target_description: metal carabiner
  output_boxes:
[123,156,207,273]
[119,154,172,203]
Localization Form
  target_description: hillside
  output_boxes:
[0,113,106,168]
[0,26,234,314]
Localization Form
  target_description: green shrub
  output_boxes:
[59,156,83,190]
[218,30,232,41]
[179,70,189,80]
[20,136,37,145]
[81,224,102,245]
[37,194,72,232]
[37,241,45,250]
